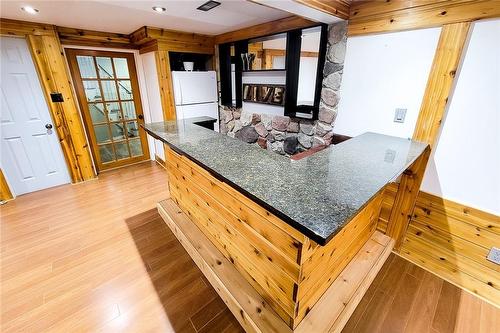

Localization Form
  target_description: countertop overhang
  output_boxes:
[144,117,428,245]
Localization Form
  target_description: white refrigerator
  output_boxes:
[172,71,219,131]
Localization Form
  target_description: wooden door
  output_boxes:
[0,37,70,196]
[66,49,149,171]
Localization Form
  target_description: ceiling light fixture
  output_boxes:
[197,0,221,12]
[152,6,166,13]
[21,6,39,14]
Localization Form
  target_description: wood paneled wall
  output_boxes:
[353,2,499,306]
[378,188,500,307]
[348,0,500,36]
[0,19,96,182]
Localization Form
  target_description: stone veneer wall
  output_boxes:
[218,21,347,156]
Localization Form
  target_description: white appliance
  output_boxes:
[172,71,219,131]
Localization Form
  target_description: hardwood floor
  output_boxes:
[1,162,497,332]
[342,253,499,333]
[0,162,242,333]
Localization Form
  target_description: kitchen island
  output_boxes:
[144,117,429,333]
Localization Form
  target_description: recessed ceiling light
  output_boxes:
[197,0,221,12]
[152,6,166,13]
[21,6,39,14]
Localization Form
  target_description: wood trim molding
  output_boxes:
[0,18,54,37]
[385,147,431,250]
[0,169,14,201]
[27,34,96,182]
[413,22,472,148]
[386,22,472,251]
[56,26,136,49]
[155,51,177,121]
[214,16,317,44]
[130,26,215,54]
[294,0,350,20]
[348,0,500,36]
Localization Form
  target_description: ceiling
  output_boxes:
[0,0,291,35]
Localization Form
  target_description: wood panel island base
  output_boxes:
[158,199,393,333]
[159,146,394,332]
[143,119,428,333]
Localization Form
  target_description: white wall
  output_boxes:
[334,27,441,138]
[140,52,164,160]
[421,19,500,215]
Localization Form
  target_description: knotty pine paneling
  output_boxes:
[379,187,500,307]
[165,146,385,328]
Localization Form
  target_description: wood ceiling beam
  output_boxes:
[130,26,215,54]
[0,18,55,37]
[294,0,350,20]
[214,16,317,44]
[348,0,500,36]
[56,26,136,49]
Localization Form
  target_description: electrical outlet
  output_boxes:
[384,149,396,163]
[394,108,407,123]
[487,247,500,265]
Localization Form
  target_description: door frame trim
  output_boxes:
[65,48,150,172]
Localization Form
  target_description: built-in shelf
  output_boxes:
[242,69,286,73]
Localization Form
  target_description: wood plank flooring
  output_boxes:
[1,162,497,332]
[342,253,500,333]
[0,162,242,333]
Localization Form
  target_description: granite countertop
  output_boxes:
[144,117,428,245]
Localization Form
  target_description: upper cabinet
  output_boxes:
[218,24,327,120]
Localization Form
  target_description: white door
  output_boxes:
[0,37,70,196]
[172,71,218,105]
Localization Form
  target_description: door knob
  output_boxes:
[45,124,53,130]
[138,114,144,120]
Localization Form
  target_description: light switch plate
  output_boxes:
[394,108,407,123]
[487,247,500,265]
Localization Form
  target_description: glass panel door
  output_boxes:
[66,49,149,171]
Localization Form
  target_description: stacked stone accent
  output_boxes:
[218,21,347,156]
